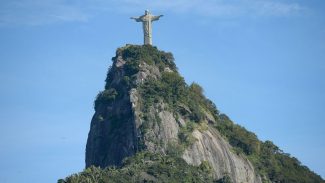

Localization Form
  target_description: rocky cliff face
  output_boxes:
[86,51,138,168]
[183,127,260,183]
[85,45,262,182]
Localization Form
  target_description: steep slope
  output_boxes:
[84,45,261,182]
[63,45,324,183]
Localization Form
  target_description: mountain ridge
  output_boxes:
[61,45,324,183]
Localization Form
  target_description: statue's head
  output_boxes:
[145,10,149,15]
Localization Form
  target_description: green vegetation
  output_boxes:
[138,73,214,124]
[216,114,260,155]
[100,45,216,125]
[215,174,232,183]
[121,45,323,183]
[178,122,197,147]
[137,70,212,150]
[139,72,187,111]
[120,45,176,72]
[86,45,323,183]
[60,152,214,183]
[105,45,176,88]
[94,88,118,110]
[215,114,324,182]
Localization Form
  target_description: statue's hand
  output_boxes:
[131,17,141,22]
[151,15,163,21]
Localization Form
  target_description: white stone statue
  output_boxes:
[131,10,163,45]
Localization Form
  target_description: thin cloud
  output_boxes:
[115,0,304,17]
[0,0,304,26]
[0,0,90,26]
[255,1,302,16]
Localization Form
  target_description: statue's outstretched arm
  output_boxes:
[152,15,163,21]
[130,17,141,22]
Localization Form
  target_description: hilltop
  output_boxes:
[60,45,324,183]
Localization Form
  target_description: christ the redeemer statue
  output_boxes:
[131,10,163,45]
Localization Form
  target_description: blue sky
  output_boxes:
[0,0,324,182]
